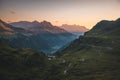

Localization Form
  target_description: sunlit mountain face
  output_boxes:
[60,24,89,37]
[0,19,14,34]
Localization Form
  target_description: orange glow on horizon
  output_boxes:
[1,0,120,29]
[1,17,120,30]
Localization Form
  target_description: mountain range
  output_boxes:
[0,20,77,54]
[60,24,88,37]
[0,18,120,80]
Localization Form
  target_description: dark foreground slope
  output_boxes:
[0,41,48,80]
[56,18,120,80]
[0,41,65,80]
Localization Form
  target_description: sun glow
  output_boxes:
[0,0,120,29]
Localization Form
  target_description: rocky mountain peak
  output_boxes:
[40,20,53,27]
[32,20,40,24]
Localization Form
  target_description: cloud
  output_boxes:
[10,10,16,14]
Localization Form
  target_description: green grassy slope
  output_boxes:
[0,41,65,80]
[55,18,120,80]
[0,41,49,80]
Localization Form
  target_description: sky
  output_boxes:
[0,0,120,29]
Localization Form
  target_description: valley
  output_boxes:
[0,18,120,80]
[0,20,87,54]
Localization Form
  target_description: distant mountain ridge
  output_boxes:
[61,24,88,32]
[0,19,32,35]
[0,19,76,54]
[0,19,14,33]
[10,21,71,34]
[60,24,88,37]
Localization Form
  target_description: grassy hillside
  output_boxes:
[55,18,120,80]
[0,42,48,80]
[0,41,66,80]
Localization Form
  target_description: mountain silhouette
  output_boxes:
[60,24,88,37]
[0,20,76,54]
